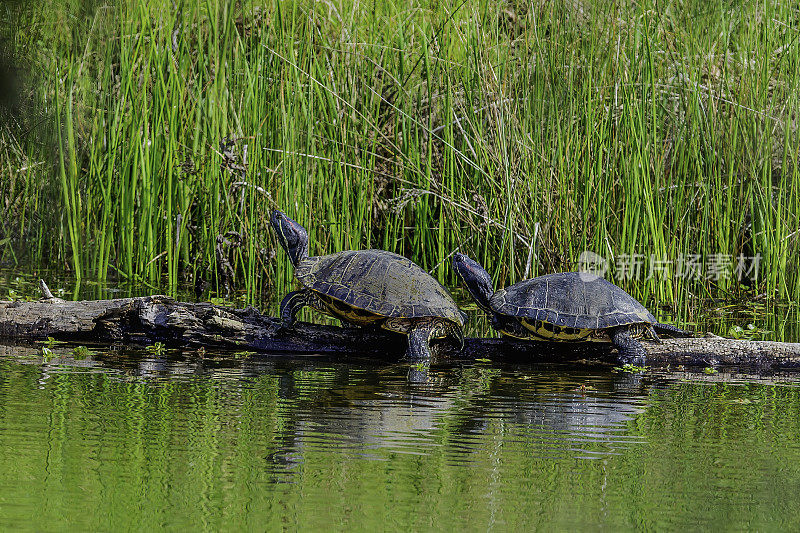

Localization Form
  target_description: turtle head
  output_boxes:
[452,253,494,311]
[271,210,309,267]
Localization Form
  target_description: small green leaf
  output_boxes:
[72,345,94,360]
[37,337,65,348]
[614,364,648,373]
[146,342,166,356]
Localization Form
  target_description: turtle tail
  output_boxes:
[653,322,693,338]
[406,326,436,362]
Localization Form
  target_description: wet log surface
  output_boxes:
[1,294,799,370]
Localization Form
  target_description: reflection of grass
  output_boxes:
[1,0,799,313]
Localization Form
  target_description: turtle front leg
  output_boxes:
[405,326,436,362]
[611,327,647,367]
[279,289,316,328]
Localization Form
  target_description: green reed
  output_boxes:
[1,0,798,314]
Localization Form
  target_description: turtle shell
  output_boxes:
[489,272,655,330]
[295,249,465,326]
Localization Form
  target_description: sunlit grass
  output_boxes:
[1,0,798,317]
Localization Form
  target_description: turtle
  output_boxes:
[452,253,691,365]
[271,210,466,361]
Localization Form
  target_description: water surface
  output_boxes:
[1,344,800,530]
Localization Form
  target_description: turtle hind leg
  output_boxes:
[454,325,465,351]
[611,327,647,367]
[653,322,693,338]
[405,326,436,362]
[279,289,316,328]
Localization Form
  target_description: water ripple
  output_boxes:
[2,346,800,530]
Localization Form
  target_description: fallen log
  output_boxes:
[1,288,799,370]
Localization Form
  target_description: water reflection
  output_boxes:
[2,342,800,530]
[4,343,652,471]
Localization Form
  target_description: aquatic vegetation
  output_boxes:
[40,346,53,360]
[1,0,798,316]
[614,364,649,374]
[72,345,94,359]
[38,337,64,349]
[146,342,166,357]
[728,323,772,340]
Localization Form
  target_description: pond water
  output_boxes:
[1,271,800,529]
[2,343,800,530]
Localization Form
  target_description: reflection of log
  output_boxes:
[1,293,799,369]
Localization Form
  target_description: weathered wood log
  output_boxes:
[1,291,799,370]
